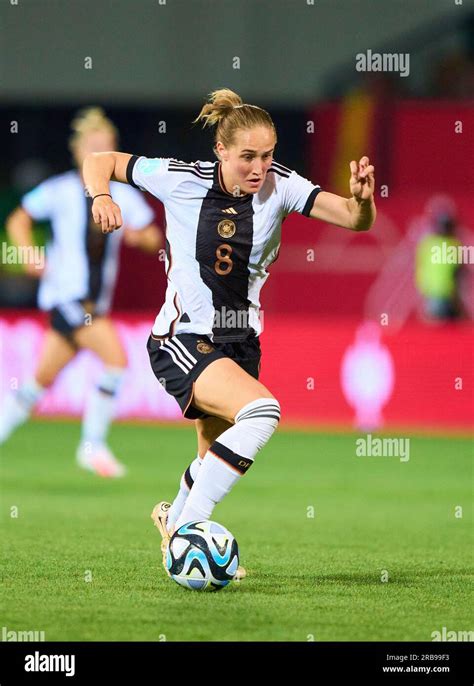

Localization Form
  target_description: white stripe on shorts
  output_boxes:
[160,342,191,375]
[165,339,195,372]
[169,337,198,365]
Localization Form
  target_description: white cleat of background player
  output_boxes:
[76,441,126,478]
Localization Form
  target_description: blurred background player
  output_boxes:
[415,201,464,321]
[0,108,164,476]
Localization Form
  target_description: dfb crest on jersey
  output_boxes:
[196,340,214,354]
[217,219,236,239]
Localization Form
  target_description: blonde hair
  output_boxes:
[192,88,277,159]
[68,107,118,153]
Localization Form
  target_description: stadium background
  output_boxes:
[0,0,472,645]
[1,0,472,432]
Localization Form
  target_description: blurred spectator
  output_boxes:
[415,204,463,321]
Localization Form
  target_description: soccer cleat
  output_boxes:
[151,501,173,576]
[76,442,126,478]
[233,565,247,581]
[151,504,247,582]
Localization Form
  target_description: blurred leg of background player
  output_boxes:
[73,316,127,477]
[0,316,127,477]
[0,329,75,445]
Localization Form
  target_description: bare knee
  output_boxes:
[192,357,278,424]
[34,331,76,388]
[34,371,56,388]
[73,319,128,368]
[105,351,128,369]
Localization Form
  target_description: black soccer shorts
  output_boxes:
[146,331,262,420]
[49,300,99,342]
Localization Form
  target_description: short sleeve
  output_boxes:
[281,170,322,217]
[118,185,155,231]
[21,179,55,221]
[126,155,174,203]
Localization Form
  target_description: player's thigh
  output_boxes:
[35,329,77,387]
[73,317,127,367]
[193,357,275,424]
[195,415,233,458]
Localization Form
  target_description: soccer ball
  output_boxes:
[166,520,239,591]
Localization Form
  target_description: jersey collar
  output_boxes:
[216,162,248,198]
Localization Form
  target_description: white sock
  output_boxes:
[0,379,44,443]
[174,398,280,529]
[166,453,202,532]
[80,367,125,446]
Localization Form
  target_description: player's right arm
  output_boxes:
[82,152,133,233]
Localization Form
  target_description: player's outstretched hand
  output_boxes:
[92,195,123,233]
[349,156,375,202]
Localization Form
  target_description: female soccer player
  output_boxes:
[83,88,375,577]
[1,108,163,477]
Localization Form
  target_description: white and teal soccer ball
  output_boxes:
[166,520,239,591]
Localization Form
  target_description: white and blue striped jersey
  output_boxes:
[22,170,154,313]
[127,156,321,341]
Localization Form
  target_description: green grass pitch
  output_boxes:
[1,420,472,641]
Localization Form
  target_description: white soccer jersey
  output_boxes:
[22,170,154,313]
[127,156,321,342]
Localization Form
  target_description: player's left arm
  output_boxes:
[122,222,164,254]
[309,156,376,231]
